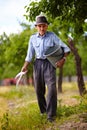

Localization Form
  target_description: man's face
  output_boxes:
[36,24,48,36]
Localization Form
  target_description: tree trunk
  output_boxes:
[68,75,72,82]
[68,38,86,95]
[58,67,63,93]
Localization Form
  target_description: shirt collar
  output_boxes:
[36,32,48,38]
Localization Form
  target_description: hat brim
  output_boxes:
[35,22,49,26]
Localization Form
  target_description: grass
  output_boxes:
[0,82,87,130]
[0,98,7,118]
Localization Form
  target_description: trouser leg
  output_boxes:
[44,61,57,119]
[33,59,57,118]
[33,60,46,113]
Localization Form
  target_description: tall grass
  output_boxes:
[0,83,87,130]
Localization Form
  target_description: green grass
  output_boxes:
[0,86,36,100]
[0,83,87,130]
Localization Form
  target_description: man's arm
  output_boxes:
[21,61,30,72]
[56,52,70,68]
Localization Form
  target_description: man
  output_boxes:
[21,15,70,122]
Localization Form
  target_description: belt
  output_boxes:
[36,58,48,61]
[36,58,47,60]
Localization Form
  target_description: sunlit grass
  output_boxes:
[0,98,7,117]
[62,82,78,91]
[0,85,36,100]
[0,82,87,130]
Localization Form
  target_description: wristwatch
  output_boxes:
[63,57,66,61]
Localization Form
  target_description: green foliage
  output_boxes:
[24,0,87,37]
[0,87,25,99]
[57,95,87,119]
[0,21,87,78]
[0,25,36,78]
[0,86,36,100]
[0,0,87,79]
[0,33,11,79]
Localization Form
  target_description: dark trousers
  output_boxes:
[33,59,57,118]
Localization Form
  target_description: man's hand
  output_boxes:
[55,57,66,68]
[21,61,29,72]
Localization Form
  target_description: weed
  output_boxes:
[0,84,87,130]
[1,111,9,130]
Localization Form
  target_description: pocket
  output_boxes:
[33,42,40,55]
[45,42,54,47]
[44,42,54,55]
[44,42,54,51]
[33,42,40,47]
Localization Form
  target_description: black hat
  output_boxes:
[35,15,49,26]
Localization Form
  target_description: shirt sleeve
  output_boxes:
[53,33,70,53]
[25,37,35,62]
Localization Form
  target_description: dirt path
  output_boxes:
[58,89,79,106]
[58,113,87,130]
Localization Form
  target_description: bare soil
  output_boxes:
[58,113,87,130]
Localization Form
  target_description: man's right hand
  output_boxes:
[21,61,29,72]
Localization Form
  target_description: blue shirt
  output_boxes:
[25,31,70,62]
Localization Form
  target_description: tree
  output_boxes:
[0,25,36,79]
[24,0,87,34]
[68,38,86,95]
[0,33,10,79]
[24,0,87,95]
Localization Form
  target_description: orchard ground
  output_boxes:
[0,82,87,130]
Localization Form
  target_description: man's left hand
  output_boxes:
[55,57,66,68]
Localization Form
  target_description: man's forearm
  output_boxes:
[24,61,30,68]
[21,61,30,72]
